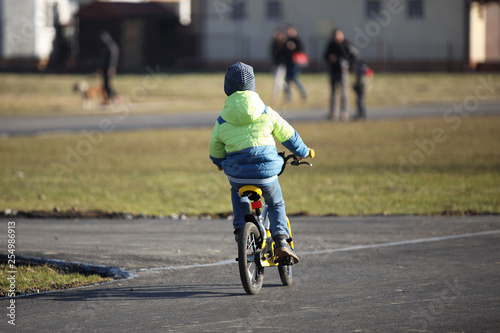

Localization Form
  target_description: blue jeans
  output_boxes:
[284,64,307,101]
[230,179,289,238]
[329,69,349,115]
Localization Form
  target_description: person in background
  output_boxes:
[270,30,288,102]
[353,61,374,120]
[98,31,119,104]
[323,29,358,121]
[283,26,307,102]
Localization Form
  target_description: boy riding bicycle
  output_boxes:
[209,62,312,263]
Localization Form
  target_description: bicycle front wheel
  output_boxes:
[238,222,264,295]
[278,264,293,286]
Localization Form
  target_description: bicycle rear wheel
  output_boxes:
[238,222,264,295]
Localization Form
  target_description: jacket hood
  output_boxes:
[220,91,266,126]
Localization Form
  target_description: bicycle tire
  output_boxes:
[278,264,293,286]
[238,222,264,295]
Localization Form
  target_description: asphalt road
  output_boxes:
[1,101,499,136]
[1,215,499,332]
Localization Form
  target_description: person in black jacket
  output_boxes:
[324,29,358,121]
[283,26,307,102]
[98,31,119,103]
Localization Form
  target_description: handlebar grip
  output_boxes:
[309,149,315,159]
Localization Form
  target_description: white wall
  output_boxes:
[2,0,37,58]
[202,0,466,65]
[469,2,486,65]
[1,0,71,60]
[355,0,466,61]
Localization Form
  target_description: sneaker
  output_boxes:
[274,235,299,264]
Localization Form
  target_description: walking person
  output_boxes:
[324,29,358,121]
[283,26,307,102]
[270,30,287,102]
[98,31,119,104]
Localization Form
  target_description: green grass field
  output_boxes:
[1,116,498,216]
[0,263,111,297]
[1,72,499,116]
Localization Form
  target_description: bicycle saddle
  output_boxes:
[239,185,262,201]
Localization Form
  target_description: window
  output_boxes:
[266,0,283,20]
[407,0,424,19]
[231,0,246,20]
[366,0,381,18]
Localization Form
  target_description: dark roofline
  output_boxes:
[470,0,499,3]
[76,1,177,20]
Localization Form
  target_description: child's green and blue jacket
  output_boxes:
[209,90,309,183]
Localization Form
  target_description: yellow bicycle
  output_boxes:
[237,150,315,295]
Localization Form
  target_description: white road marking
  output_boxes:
[4,229,498,299]
[139,229,500,272]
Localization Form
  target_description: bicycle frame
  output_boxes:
[236,150,314,294]
[241,190,294,268]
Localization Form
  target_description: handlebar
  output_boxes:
[278,149,315,176]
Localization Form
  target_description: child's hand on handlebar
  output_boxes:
[298,148,315,160]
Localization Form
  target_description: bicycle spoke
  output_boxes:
[247,264,256,282]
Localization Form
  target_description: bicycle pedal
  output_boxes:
[276,257,294,265]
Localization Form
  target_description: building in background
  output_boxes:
[196,0,500,71]
[0,0,74,69]
[75,1,199,72]
[469,0,500,70]
[0,0,198,71]
[0,0,498,71]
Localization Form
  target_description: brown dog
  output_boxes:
[73,81,107,109]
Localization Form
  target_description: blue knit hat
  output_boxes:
[224,62,255,96]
